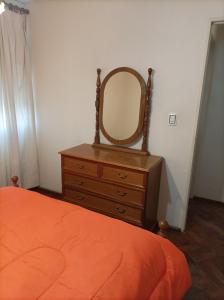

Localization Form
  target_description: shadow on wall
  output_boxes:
[157,162,170,221]
[157,162,182,229]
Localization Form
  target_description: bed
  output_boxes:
[0,186,191,300]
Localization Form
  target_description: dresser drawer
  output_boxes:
[63,173,145,207]
[101,166,145,188]
[64,189,143,225]
[63,157,98,177]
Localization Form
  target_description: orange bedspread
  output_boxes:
[0,187,191,300]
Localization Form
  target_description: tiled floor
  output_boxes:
[167,198,224,300]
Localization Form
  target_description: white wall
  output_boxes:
[192,24,224,202]
[30,0,224,230]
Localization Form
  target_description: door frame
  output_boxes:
[182,19,224,230]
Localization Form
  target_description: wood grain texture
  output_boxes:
[92,143,148,156]
[63,156,98,177]
[99,67,146,146]
[94,68,101,145]
[63,173,145,208]
[142,68,152,152]
[145,161,162,229]
[64,188,143,226]
[101,165,145,188]
[60,143,162,172]
[60,144,162,230]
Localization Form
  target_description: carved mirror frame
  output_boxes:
[93,67,153,155]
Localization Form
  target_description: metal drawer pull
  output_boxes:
[116,190,127,197]
[77,164,85,170]
[116,207,126,214]
[76,195,85,201]
[118,173,128,180]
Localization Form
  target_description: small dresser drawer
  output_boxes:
[64,189,143,225]
[63,173,145,207]
[63,157,98,177]
[102,166,145,188]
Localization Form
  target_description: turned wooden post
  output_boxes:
[157,220,169,237]
[11,176,19,187]
[94,68,101,144]
[141,68,153,153]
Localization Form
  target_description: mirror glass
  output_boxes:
[102,71,141,141]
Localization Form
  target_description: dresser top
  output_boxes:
[60,144,162,172]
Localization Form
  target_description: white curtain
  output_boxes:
[0,9,39,188]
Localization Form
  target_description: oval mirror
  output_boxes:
[99,67,146,145]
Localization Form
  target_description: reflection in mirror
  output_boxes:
[102,72,141,140]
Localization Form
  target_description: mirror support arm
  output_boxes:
[94,68,101,144]
[141,68,152,153]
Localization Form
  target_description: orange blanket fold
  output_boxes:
[0,187,191,299]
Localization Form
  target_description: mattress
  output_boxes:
[0,187,191,299]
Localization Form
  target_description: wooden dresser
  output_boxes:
[60,144,162,230]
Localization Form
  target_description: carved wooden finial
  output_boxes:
[94,68,101,144]
[158,220,169,237]
[11,176,19,187]
[141,67,153,153]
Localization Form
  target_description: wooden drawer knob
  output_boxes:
[77,164,85,170]
[77,181,84,186]
[118,173,128,180]
[116,207,126,214]
[116,190,127,197]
